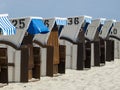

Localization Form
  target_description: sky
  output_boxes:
[0,0,120,20]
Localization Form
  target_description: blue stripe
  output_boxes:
[0,16,16,35]
[108,23,114,34]
[97,19,106,32]
[97,24,103,32]
[83,17,92,32]
[84,17,92,24]
[58,25,64,36]
[55,19,67,25]
[100,19,105,25]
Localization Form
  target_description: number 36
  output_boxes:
[68,17,79,25]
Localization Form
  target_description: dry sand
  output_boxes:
[1,59,120,90]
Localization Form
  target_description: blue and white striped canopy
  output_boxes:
[0,14,16,35]
[55,17,67,25]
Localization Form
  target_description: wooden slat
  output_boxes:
[47,27,59,65]
[53,47,59,64]
[94,41,100,66]
[106,40,111,61]
[33,47,40,79]
[53,64,58,74]
[0,57,7,59]
[0,48,8,83]
[8,63,14,67]
[0,68,8,83]
[111,40,114,61]
[58,45,66,74]
[28,45,34,69]
[46,46,54,76]
[106,40,114,61]
[28,45,34,80]
[77,43,85,70]
[100,39,105,64]
[20,46,29,82]
[85,42,91,68]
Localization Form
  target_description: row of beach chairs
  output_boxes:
[0,14,119,85]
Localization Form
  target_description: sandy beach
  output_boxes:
[0,59,120,90]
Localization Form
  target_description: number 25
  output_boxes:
[12,19,25,29]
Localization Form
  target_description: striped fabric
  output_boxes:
[84,16,92,24]
[55,17,67,25]
[0,15,16,35]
